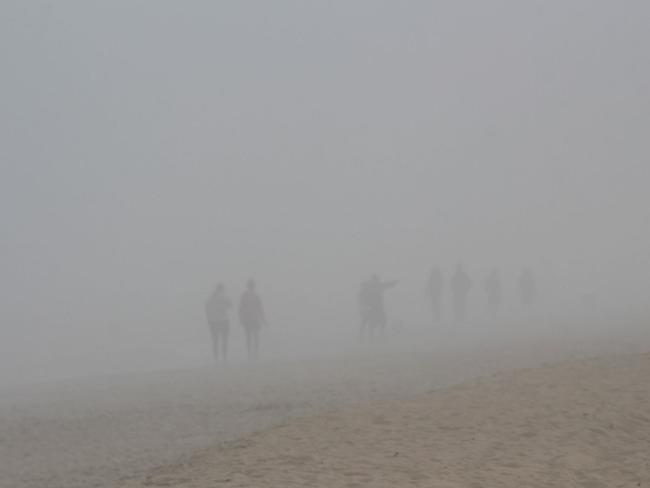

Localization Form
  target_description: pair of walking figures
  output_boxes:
[205,279,267,363]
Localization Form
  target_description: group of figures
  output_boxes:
[204,279,266,363]
[426,265,538,324]
[358,265,538,340]
[205,267,538,363]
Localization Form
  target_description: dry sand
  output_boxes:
[123,352,650,488]
[1,324,649,488]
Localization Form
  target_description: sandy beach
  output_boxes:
[122,351,650,488]
[1,324,649,488]
[4,1,650,486]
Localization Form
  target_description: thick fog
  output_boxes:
[1,1,649,385]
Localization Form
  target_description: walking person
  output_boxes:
[427,266,444,323]
[205,283,232,364]
[485,269,502,318]
[450,264,472,323]
[239,279,267,360]
[365,274,398,340]
[358,277,373,341]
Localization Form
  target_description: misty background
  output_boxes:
[1,1,649,386]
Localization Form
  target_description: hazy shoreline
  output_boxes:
[2,323,650,488]
[124,352,650,487]
[4,3,650,487]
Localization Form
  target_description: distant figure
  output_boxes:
[426,267,444,323]
[357,277,373,339]
[239,279,267,360]
[358,274,398,340]
[485,269,502,317]
[205,284,232,364]
[450,264,472,323]
[519,268,537,308]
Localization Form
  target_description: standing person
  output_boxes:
[450,264,472,323]
[205,284,232,364]
[519,267,537,308]
[239,279,267,360]
[427,267,444,323]
[485,269,502,317]
[357,277,373,341]
[366,274,398,339]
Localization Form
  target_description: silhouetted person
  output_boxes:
[358,277,373,340]
[427,267,444,323]
[361,274,398,340]
[205,284,232,364]
[239,279,266,360]
[519,268,537,308]
[450,264,471,323]
[485,269,502,317]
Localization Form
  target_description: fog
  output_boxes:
[2,1,650,386]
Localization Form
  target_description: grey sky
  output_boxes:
[1,1,649,383]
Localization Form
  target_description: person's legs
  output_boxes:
[377,310,387,340]
[252,328,259,359]
[432,296,441,322]
[458,296,467,322]
[359,312,369,342]
[244,327,253,360]
[221,326,229,361]
[367,317,374,342]
[209,324,219,363]
[367,309,378,342]
[453,296,462,323]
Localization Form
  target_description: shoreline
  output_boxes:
[122,352,650,487]
[2,326,650,488]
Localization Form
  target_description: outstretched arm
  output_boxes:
[381,279,398,290]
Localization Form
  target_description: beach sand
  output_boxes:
[2,324,649,488]
[122,353,650,488]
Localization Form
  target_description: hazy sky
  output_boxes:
[1,1,649,383]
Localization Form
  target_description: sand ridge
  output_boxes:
[126,353,650,487]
